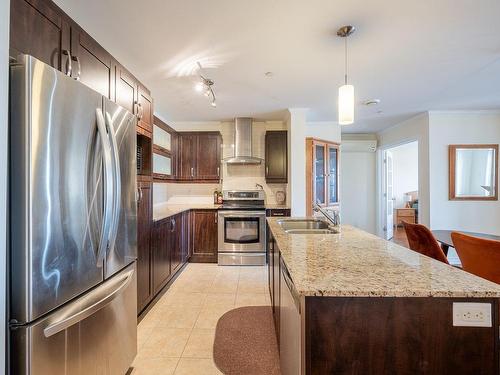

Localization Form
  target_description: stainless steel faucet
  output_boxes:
[255,183,264,190]
[312,203,340,226]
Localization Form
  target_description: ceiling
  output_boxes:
[54,0,500,133]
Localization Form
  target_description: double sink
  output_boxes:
[277,218,339,235]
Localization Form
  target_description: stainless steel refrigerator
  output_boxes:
[9,54,138,375]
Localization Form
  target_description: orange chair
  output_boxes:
[403,222,449,264]
[451,232,500,284]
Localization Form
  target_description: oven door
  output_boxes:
[218,211,266,253]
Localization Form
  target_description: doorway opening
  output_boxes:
[380,141,419,245]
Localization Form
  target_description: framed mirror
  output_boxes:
[449,144,498,200]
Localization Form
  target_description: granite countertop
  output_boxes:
[153,203,221,221]
[267,217,500,298]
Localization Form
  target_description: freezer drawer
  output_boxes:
[10,263,137,375]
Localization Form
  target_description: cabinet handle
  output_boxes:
[217,167,220,177]
[134,101,143,120]
[71,55,81,81]
[137,187,142,203]
[214,212,218,224]
[63,50,72,77]
[266,166,269,176]
[191,167,194,177]
[171,218,176,232]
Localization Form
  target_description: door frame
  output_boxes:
[376,139,419,239]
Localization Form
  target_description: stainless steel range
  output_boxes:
[218,190,266,265]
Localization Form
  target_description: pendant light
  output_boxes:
[337,25,355,125]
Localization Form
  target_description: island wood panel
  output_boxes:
[190,209,218,263]
[305,297,499,375]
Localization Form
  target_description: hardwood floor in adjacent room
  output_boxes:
[132,264,270,375]
[391,226,409,248]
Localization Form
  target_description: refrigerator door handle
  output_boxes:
[96,108,114,265]
[105,111,121,253]
[43,268,134,338]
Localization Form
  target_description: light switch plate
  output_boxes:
[452,302,492,327]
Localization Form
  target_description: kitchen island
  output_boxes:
[267,218,500,375]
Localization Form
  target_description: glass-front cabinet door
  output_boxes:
[314,144,326,205]
[327,145,339,205]
[152,119,175,180]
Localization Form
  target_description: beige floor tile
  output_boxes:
[131,357,179,375]
[173,358,222,375]
[210,279,238,294]
[237,281,268,294]
[137,324,155,349]
[182,328,216,358]
[203,293,236,307]
[138,327,191,358]
[155,305,202,329]
[195,304,236,329]
[158,292,207,308]
[235,293,270,307]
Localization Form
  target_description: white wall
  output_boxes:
[377,113,430,231]
[1,0,9,372]
[341,151,377,233]
[428,111,500,234]
[391,141,418,209]
[287,109,308,215]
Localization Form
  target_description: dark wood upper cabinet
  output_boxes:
[137,181,152,314]
[196,133,221,180]
[70,26,113,98]
[10,0,70,71]
[265,131,288,183]
[137,85,153,134]
[190,210,218,263]
[178,133,197,180]
[177,132,221,182]
[115,64,138,116]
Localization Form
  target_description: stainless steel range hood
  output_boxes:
[224,117,262,164]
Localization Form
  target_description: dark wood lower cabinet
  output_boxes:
[190,209,218,263]
[136,181,152,314]
[152,218,171,294]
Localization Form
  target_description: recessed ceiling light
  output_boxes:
[264,71,273,77]
[363,99,381,106]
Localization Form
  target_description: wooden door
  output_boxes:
[190,210,218,263]
[136,182,152,313]
[265,131,288,183]
[178,134,196,180]
[152,219,171,292]
[10,0,70,71]
[137,85,153,134]
[196,133,221,181]
[70,26,112,98]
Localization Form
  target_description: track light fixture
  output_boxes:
[194,62,217,108]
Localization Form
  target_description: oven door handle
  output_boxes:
[219,212,266,218]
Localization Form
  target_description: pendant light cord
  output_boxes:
[344,37,348,85]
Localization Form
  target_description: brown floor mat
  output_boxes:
[213,306,281,375]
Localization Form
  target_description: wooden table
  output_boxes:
[432,230,500,256]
